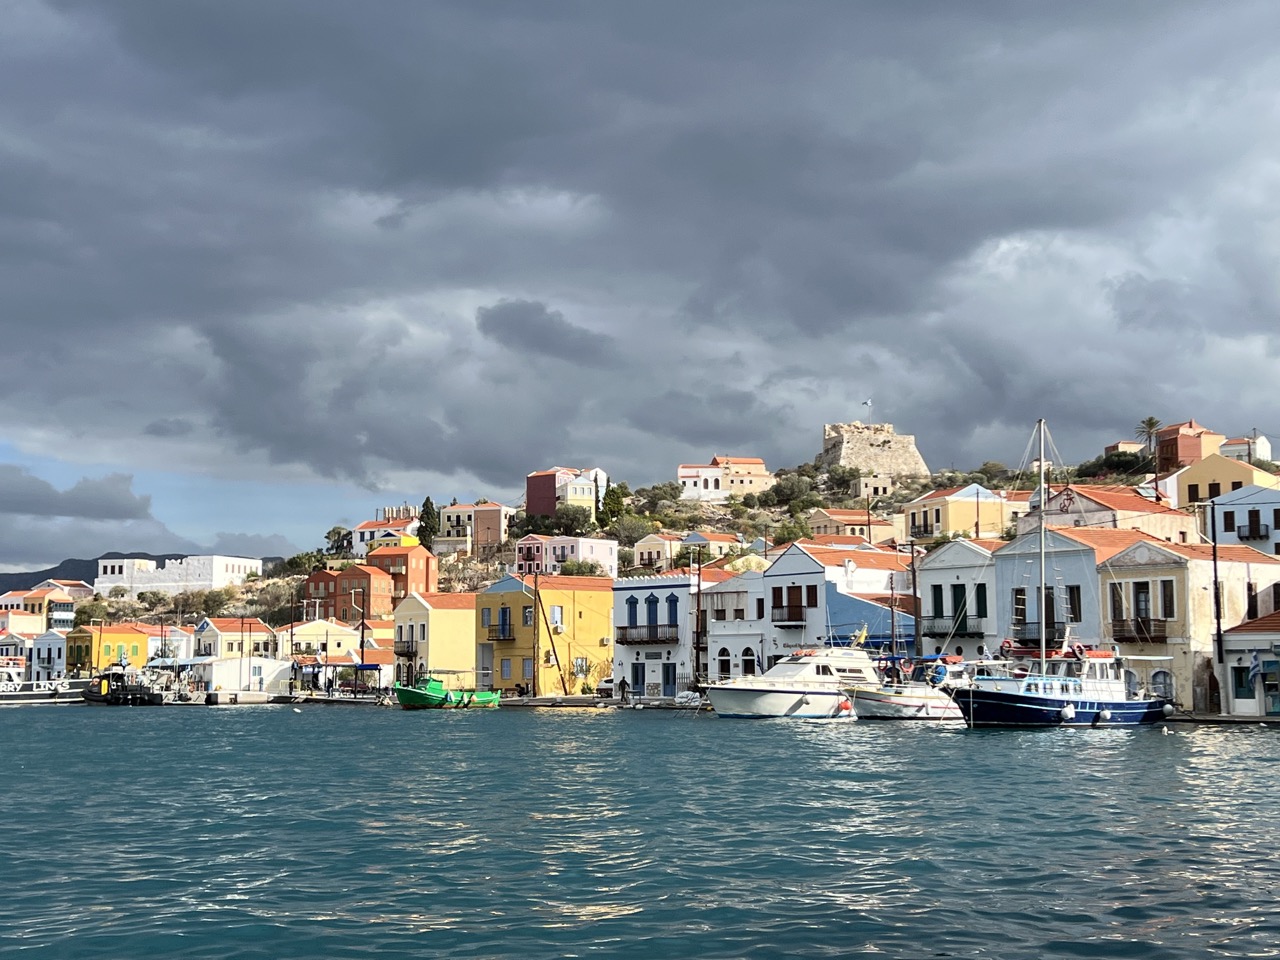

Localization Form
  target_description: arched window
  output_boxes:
[626,596,638,627]
[703,478,709,489]
[713,478,720,489]
[742,648,757,675]
[645,594,659,626]
[666,594,680,626]
[717,647,732,680]
[1151,669,1174,699]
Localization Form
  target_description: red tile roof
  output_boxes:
[419,593,477,610]
[1053,529,1163,564]
[798,545,911,571]
[1226,611,1280,634]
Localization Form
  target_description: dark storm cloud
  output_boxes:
[4,0,1280,505]
[476,300,616,366]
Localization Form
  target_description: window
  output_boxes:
[481,607,492,628]
[396,625,403,642]
[1223,511,1236,532]
[1188,484,1200,502]
[931,584,944,617]
[523,606,534,627]
[1247,583,1259,620]
[1161,580,1175,620]
[734,608,745,621]
[667,595,679,626]
[713,609,727,621]
[1274,508,1280,528]
[646,595,658,625]
[975,583,988,619]
[1109,582,1124,621]
[756,598,764,619]
[1272,583,1280,611]
[550,605,564,626]
[1208,482,1221,499]
[500,658,511,680]
[626,596,638,627]
[806,584,818,608]
[522,658,534,679]
[1066,585,1082,623]
[1012,587,1026,625]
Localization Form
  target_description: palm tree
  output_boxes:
[1135,416,1163,455]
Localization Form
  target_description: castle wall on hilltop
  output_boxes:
[816,421,930,478]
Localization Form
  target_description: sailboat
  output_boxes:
[950,420,1176,728]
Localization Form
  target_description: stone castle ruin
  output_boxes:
[816,421,930,478]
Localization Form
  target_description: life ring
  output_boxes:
[1012,664,1031,679]
[1000,639,1014,652]
[1071,643,1087,660]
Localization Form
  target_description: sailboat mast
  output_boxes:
[1037,418,1047,676]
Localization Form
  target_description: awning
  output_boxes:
[176,656,217,666]
[145,658,177,667]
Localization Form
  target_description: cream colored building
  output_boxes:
[393,592,478,685]
[1178,454,1280,508]
[678,455,776,503]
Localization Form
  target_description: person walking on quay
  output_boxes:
[618,677,629,704]
[325,676,334,699]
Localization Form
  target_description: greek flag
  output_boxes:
[1248,652,1262,688]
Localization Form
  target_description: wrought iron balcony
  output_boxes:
[1236,523,1271,541]
[616,624,680,645]
[910,524,935,539]
[920,616,988,638]
[1110,618,1168,642]
[771,606,807,626]
[487,626,516,641]
[1012,621,1067,642]
[392,640,417,658]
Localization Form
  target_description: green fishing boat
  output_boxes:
[393,676,501,710]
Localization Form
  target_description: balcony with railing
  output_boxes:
[920,616,988,638]
[1110,618,1168,642]
[1236,523,1271,541]
[487,625,516,641]
[910,524,935,539]
[393,639,417,658]
[771,606,806,626]
[1012,621,1067,642]
[616,624,680,645]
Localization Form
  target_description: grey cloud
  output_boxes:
[0,467,152,520]
[476,300,616,367]
[144,417,196,437]
[2,0,1279,509]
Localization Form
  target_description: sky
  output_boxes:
[4,1,1280,571]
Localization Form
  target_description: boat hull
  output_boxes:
[852,685,962,721]
[705,685,855,719]
[0,678,91,705]
[393,681,500,710]
[951,687,1172,727]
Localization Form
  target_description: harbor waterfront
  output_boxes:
[5,707,1280,959]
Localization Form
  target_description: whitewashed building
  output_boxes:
[914,539,1002,657]
[612,571,701,698]
[515,535,619,578]
[1208,485,1280,558]
[94,556,262,598]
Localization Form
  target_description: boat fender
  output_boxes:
[1000,639,1014,653]
[1012,664,1030,679]
[1098,708,1112,722]
[1060,703,1076,722]
[838,699,852,714]
[1162,703,1175,717]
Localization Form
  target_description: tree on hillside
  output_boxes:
[1135,417,1163,455]
[74,600,109,628]
[975,461,1009,485]
[771,518,810,546]
[600,484,626,525]
[417,496,440,545]
[608,513,656,547]
[825,464,861,496]
[136,590,168,612]
[634,481,683,513]
[558,559,606,576]
[552,505,594,537]
[325,526,352,557]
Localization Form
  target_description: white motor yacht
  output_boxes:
[705,647,878,719]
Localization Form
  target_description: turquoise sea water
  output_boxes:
[3,705,1279,959]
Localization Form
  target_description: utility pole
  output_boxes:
[909,542,922,658]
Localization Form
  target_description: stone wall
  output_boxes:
[816,421,930,478]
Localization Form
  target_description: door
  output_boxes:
[662,663,677,697]
[950,584,968,633]
[498,606,511,637]
[1264,662,1280,716]
[630,662,646,697]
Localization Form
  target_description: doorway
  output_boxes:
[662,663,677,697]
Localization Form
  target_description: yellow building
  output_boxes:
[393,592,478,685]
[901,483,1025,541]
[476,574,613,695]
[65,623,150,673]
[1179,454,1280,507]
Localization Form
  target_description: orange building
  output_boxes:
[365,544,438,602]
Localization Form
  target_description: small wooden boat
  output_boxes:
[393,677,500,710]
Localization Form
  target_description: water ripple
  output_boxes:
[3,707,1279,958]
